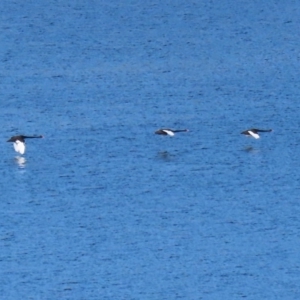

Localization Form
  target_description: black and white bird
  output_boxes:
[7,135,43,154]
[241,129,272,139]
[155,129,189,137]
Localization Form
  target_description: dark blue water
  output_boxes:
[1,1,300,299]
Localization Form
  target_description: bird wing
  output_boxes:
[162,130,175,136]
[248,131,260,139]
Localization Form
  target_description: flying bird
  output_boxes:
[7,135,43,154]
[241,129,272,139]
[155,129,189,136]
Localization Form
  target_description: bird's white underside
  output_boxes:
[13,140,25,154]
[162,130,175,136]
[248,131,260,139]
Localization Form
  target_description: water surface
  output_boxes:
[1,0,300,299]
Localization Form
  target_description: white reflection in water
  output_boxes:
[15,156,26,168]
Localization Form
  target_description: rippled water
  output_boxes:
[1,0,300,299]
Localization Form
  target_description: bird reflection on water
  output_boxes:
[243,146,260,154]
[15,156,26,168]
[156,151,174,161]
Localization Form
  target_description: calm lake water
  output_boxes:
[1,0,300,299]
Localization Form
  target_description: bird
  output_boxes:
[241,129,272,139]
[155,129,189,136]
[7,135,43,154]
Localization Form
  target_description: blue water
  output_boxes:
[1,0,300,299]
